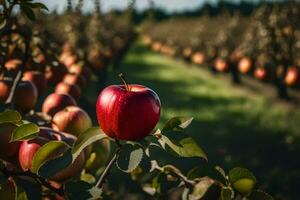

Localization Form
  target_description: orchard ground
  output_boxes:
[78,42,300,199]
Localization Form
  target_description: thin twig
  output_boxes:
[1,168,64,196]
[5,34,31,108]
[96,141,122,188]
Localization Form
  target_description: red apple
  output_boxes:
[15,81,38,111]
[18,127,85,182]
[22,71,47,96]
[63,73,87,88]
[4,59,22,71]
[0,78,12,103]
[69,64,92,80]
[60,53,78,68]
[0,123,20,160]
[191,52,206,65]
[254,67,267,80]
[238,57,252,74]
[52,106,92,136]
[45,64,68,85]
[215,58,229,72]
[96,84,161,141]
[55,82,81,100]
[285,67,299,86]
[42,93,77,116]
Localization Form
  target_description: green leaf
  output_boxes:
[158,132,207,160]
[26,2,49,11]
[0,18,7,30]
[38,149,72,179]
[31,141,68,173]
[162,117,193,132]
[221,187,233,200]
[0,110,21,124]
[228,167,256,195]
[80,172,96,184]
[187,164,226,184]
[14,178,41,200]
[188,177,220,199]
[65,181,93,200]
[151,172,178,195]
[11,122,39,142]
[116,144,144,173]
[20,5,36,21]
[15,184,29,200]
[72,127,108,162]
[248,190,273,200]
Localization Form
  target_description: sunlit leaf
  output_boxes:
[38,149,72,179]
[72,127,108,162]
[31,141,68,173]
[162,117,194,132]
[228,167,256,195]
[158,132,207,160]
[0,110,21,124]
[117,144,144,173]
[11,122,39,142]
[187,164,226,184]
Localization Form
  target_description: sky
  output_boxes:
[39,0,253,13]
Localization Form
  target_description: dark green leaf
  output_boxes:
[0,110,21,124]
[0,18,7,30]
[65,181,93,200]
[248,190,273,200]
[117,144,144,173]
[162,117,193,132]
[187,164,227,184]
[20,5,36,21]
[31,141,68,173]
[72,127,108,162]
[158,132,207,160]
[11,122,39,142]
[38,149,72,179]
[26,2,49,11]
[152,172,178,195]
[14,178,41,200]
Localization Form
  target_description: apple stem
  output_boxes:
[96,140,122,188]
[118,73,130,91]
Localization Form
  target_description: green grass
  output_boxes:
[85,43,300,199]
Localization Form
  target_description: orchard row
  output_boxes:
[142,2,300,100]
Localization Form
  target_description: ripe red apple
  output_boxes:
[96,84,161,141]
[238,57,252,74]
[4,59,22,71]
[63,73,87,88]
[285,67,299,86]
[0,123,20,160]
[45,64,68,85]
[60,53,78,68]
[215,58,229,72]
[55,82,81,100]
[69,64,92,80]
[18,127,85,182]
[52,106,92,136]
[0,78,12,103]
[191,52,206,65]
[182,47,193,58]
[22,71,47,96]
[42,93,77,116]
[254,67,267,80]
[15,81,38,111]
